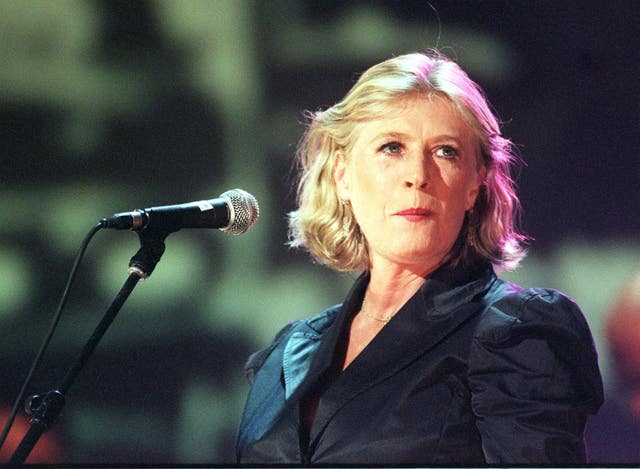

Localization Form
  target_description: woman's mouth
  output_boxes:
[394,208,433,221]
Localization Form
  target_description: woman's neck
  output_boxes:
[364,258,440,320]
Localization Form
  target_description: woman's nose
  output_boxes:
[403,155,429,189]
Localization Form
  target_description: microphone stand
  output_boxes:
[9,228,169,464]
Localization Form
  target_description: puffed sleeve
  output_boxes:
[468,288,604,464]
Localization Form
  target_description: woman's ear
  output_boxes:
[333,150,351,201]
[465,164,487,211]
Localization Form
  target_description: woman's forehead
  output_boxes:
[350,95,475,141]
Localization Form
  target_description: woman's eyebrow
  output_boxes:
[430,134,464,144]
[371,131,412,142]
[371,131,465,144]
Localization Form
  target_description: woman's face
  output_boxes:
[334,94,485,275]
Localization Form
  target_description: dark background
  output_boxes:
[0,0,638,463]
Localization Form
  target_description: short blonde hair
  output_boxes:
[288,51,527,272]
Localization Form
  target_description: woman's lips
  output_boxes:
[394,208,433,221]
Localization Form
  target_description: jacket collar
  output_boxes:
[283,275,368,402]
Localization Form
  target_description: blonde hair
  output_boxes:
[288,51,527,272]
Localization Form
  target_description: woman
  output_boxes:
[236,51,603,464]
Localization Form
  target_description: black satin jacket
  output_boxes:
[236,261,603,465]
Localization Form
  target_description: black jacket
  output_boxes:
[236,261,603,464]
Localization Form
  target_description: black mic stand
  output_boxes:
[9,228,169,464]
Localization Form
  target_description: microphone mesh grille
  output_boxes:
[219,189,259,235]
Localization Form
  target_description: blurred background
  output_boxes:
[0,0,638,463]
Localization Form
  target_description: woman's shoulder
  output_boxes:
[477,281,594,346]
[469,281,605,463]
[244,304,342,381]
[274,304,343,343]
[471,281,603,407]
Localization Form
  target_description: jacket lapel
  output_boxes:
[284,274,369,404]
[282,309,339,399]
[237,305,343,457]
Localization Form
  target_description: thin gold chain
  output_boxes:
[360,296,392,323]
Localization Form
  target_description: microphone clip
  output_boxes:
[128,228,168,279]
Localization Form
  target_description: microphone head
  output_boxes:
[219,189,259,234]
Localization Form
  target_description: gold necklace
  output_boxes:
[360,296,392,323]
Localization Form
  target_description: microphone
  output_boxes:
[100,189,259,235]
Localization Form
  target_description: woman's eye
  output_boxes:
[435,145,459,160]
[380,142,403,155]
